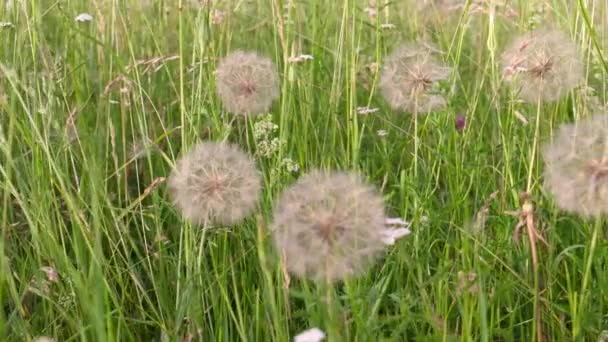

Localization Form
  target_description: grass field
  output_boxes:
[1,0,608,340]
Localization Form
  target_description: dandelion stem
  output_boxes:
[574,217,602,338]
[526,98,542,192]
[525,96,543,342]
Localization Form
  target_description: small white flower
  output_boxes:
[294,328,325,342]
[0,22,13,28]
[75,13,93,22]
[356,106,379,115]
[281,158,300,173]
[376,129,388,137]
[288,54,314,63]
[380,23,396,30]
[384,217,409,226]
[381,216,411,245]
[380,228,412,245]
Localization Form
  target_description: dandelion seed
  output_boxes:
[168,141,262,226]
[356,106,379,115]
[271,170,388,282]
[74,13,93,22]
[379,43,451,114]
[215,50,280,116]
[294,327,325,342]
[501,28,583,103]
[543,114,608,217]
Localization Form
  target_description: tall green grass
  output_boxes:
[0,0,607,340]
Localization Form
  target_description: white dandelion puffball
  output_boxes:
[543,114,608,217]
[215,50,280,116]
[168,141,262,226]
[271,170,388,282]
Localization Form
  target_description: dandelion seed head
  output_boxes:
[379,43,451,114]
[168,142,262,226]
[215,51,280,116]
[271,170,387,282]
[543,114,608,217]
[501,28,583,103]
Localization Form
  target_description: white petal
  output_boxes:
[356,106,379,115]
[380,228,412,245]
[384,217,409,226]
[75,13,93,22]
[294,328,326,342]
[299,54,314,60]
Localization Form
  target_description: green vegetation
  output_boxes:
[0,0,607,340]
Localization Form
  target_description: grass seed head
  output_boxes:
[501,28,583,103]
[543,114,608,217]
[379,43,451,114]
[271,170,387,282]
[168,141,262,226]
[215,50,280,116]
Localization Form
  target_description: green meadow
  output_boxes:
[0,0,607,340]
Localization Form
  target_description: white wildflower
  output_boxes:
[0,22,13,28]
[376,129,388,137]
[380,228,411,245]
[380,23,396,30]
[281,158,299,173]
[381,217,411,245]
[294,328,325,342]
[356,106,379,115]
[253,114,278,140]
[75,13,93,22]
[288,54,314,64]
[257,137,283,158]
